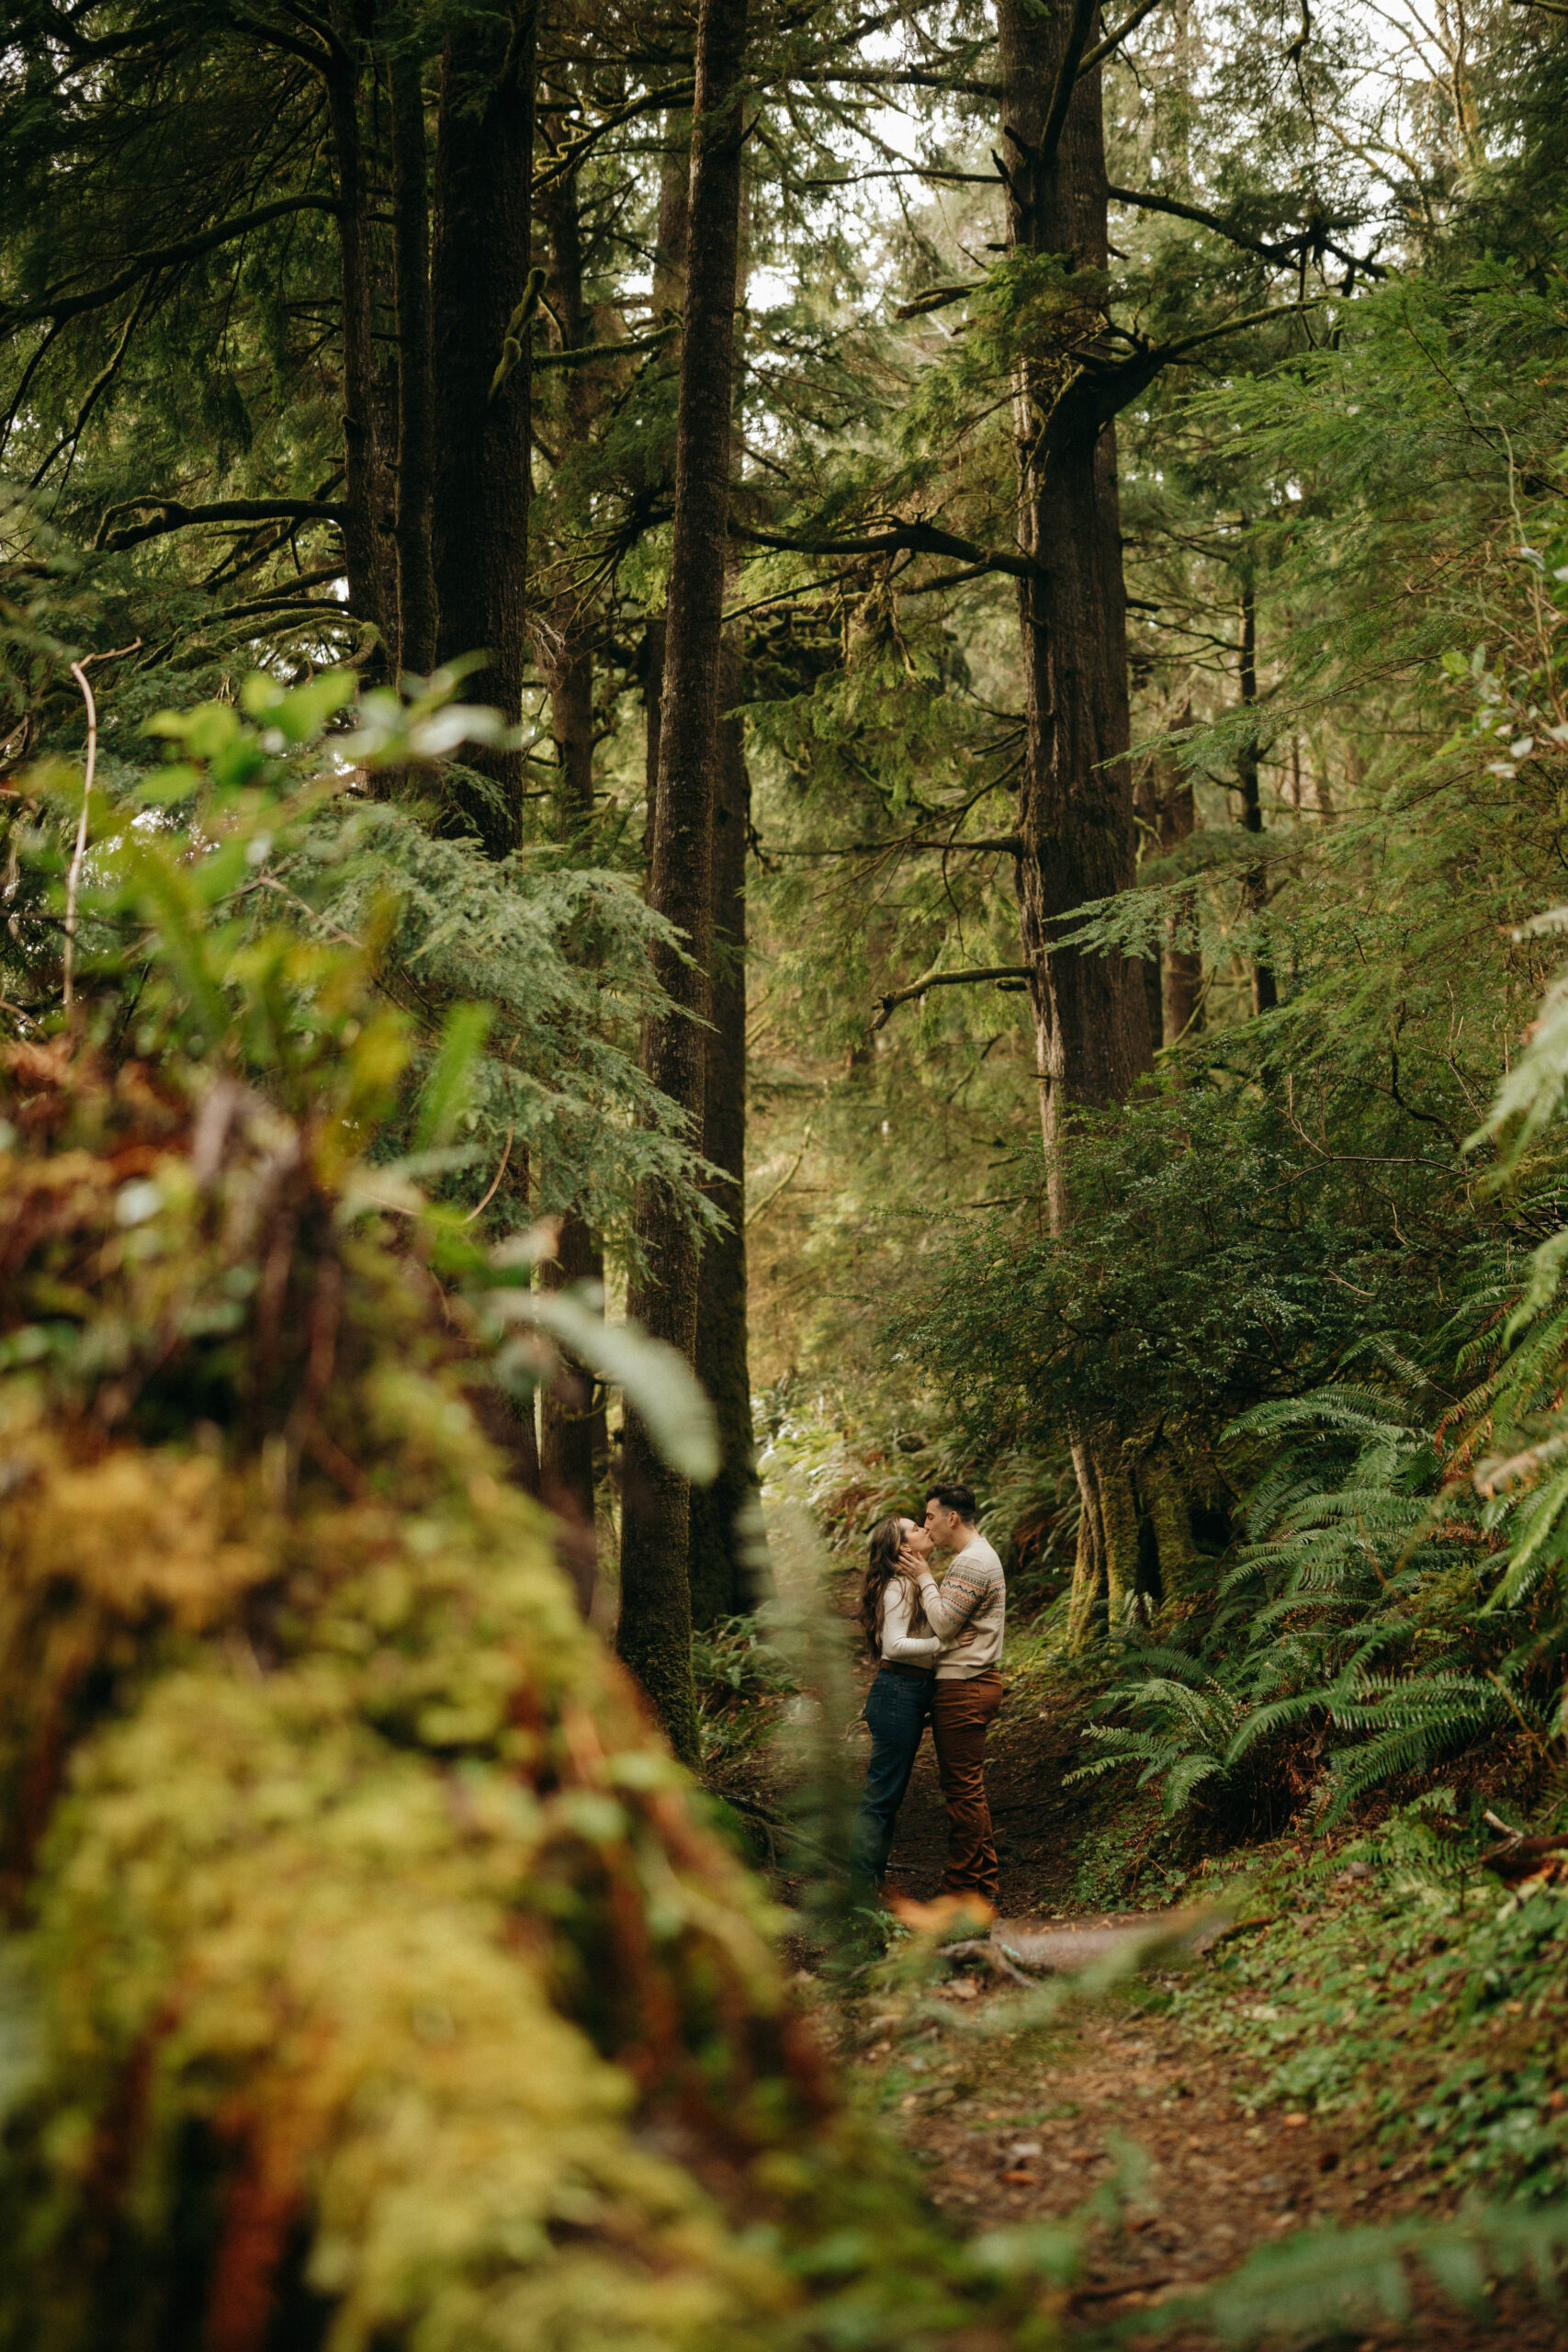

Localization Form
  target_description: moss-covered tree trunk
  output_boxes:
[430,2,537,855]
[618,0,750,1761]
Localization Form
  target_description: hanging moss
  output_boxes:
[0,1035,1052,2352]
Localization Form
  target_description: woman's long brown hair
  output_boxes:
[859,1515,928,1658]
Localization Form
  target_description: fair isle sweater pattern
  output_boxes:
[918,1537,1006,1680]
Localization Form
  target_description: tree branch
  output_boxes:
[534,321,679,370]
[1079,0,1166,74]
[1040,0,1100,165]
[788,63,1003,98]
[894,280,989,321]
[873,966,1032,1030]
[1108,182,1389,279]
[732,516,1034,581]
[532,79,694,194]
[904,837,1021,854]
[96,497,346,554]
[2,197,345,334]
[1157,301,1314,361]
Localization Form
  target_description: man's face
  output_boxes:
[924,1497,962,1553]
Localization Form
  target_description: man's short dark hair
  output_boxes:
[926,1481,976,1521]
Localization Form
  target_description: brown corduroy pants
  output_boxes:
[930,1670,1004,1905]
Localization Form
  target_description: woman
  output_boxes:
[848,1513,940,1898]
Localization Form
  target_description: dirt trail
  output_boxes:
[713,1541,1568,2346]
[851,1669,1568,2344]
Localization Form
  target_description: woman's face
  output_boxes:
[899,1516,933,1558]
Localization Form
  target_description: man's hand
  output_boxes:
[899,1544,931,1576]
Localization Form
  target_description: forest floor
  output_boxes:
[705,1535,1568,2348]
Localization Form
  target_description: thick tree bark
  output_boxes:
[688,638,763,1625]
[617,0,750,1764]
[997,0,1154,1221]
[1236,582,1277,1013]
[431,3,537,856]
[325,2,393,654]
[997,0,1155,1645]
[389,29,437,677]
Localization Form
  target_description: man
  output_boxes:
[905,1482,1006,1909]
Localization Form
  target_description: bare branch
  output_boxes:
[873,966,1033,1031]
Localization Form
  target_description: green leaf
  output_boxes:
[413,1002,493,1152]
[500,1288,720,1485]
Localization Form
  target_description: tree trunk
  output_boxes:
[1236,582,1277,1014]
[389,28,437,678]
[638,110,692,862]
[325,2,393,656]
[688,637,764,1624]
[1141,727,1201,1050]
[539,1214,602,1617]
[430,3,537,856]
[617,0,750,1764]
[536,150,604,1592]
[996,0,1154,1224]
[997,0,1155,1645]
[538,143,595,833]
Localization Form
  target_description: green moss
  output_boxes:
[0,1035,1060,2352]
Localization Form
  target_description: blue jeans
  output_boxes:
[849,1668,932,1894]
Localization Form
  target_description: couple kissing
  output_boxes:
[848,1481,1006,1911]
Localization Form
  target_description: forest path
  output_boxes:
[716,1501,1568,2346]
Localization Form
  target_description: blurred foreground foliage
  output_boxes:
[0,674,1058,2352]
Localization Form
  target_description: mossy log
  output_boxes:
[0,1040,1048,2352]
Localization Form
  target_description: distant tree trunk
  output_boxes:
[326,2,393,656]
[430,3,537,856]
[638,110,692,862]
[538,144,595,834]
[1236,582,1277,1014]
[389,28,437,677]
[618,0,750,1764]
[537,150,604,1581]
[997,0,1154,1643]
[997,0,1153,1221]
[689,166,761,1629]
[1138,723,1202,1051]
[688,635,763,1624]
